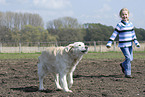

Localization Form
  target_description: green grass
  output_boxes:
[0,53,41,59]
[84,51,145,59]
[0,51,145,60]
[83,52,124,59]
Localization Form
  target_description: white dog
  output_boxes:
[37,42,88,92]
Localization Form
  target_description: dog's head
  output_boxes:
[65,42,88,55]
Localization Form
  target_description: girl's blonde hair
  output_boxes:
[119,8,129,17]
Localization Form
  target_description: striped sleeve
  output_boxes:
[106,30,118,47]
[132,30,137,40]
[132,30,140,46]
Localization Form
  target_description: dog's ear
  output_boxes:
[65,44,74,53]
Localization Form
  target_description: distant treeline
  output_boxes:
[0,11,145,43]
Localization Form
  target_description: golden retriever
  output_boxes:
[37,42,88,92]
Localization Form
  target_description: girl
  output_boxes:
[106,8,140,78]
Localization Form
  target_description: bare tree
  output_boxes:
[0,11,44,30]
[46,16,84,41]
[47,16,81,29]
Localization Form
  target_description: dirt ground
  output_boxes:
[0,56,145,97]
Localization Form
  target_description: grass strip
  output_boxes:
[0,51,145,60]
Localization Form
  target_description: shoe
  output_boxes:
[125,75,132,78]
[120,63,125,74]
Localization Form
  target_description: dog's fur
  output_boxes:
[37,42,88,92]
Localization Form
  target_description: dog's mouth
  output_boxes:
[81,50,87,53]
[81,46,88,53]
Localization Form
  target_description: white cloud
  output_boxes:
[98,4,111,12]
[33,0,71,9]
[114,13,120,20]
[92,4,112,21]
[0,0,6,4]
[76,3,113,25]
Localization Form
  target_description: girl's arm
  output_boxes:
[132,30,140,47]
[106,30,118,48]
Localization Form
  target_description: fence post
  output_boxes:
[94,41,96,52]
[55,41,58,47]
[19,42,21,53]
[114,41,116,51]
[0,42,2,53]
[38,42,40,52]
[100,41,102,52]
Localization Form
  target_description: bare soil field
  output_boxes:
[0,53,145,97]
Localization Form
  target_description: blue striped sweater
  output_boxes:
[106,20,140,47]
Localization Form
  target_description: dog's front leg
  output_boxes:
[59,73,72,93]
[53,73,63,90]
[67,72,73,88]
[67,65,77,88]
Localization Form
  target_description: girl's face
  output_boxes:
[121,10,129,22]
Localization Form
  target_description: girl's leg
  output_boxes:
[120,46,133,76]
[129,46,133,61]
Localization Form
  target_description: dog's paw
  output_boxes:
[56,87,63,91]
[65,90,73,93]
[39,88,46,91]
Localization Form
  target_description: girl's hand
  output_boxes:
[106,46,111,48]
[137,44,140,47]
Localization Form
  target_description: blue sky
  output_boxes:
[0,0,145,29]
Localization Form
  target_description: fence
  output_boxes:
[0,41,145,53]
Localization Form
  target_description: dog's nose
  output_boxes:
[85,45,88,49]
